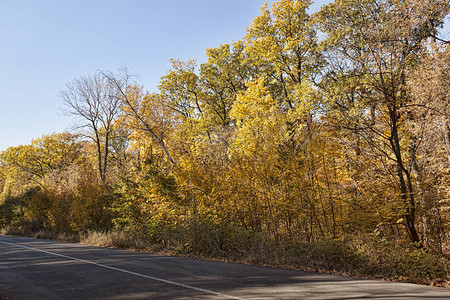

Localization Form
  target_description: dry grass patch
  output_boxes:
[80,230,149,250]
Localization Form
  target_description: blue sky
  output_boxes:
[0,0,276,150]
[0,0,448,151]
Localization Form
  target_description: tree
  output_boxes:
[406,43,450,249]
[317,0,449,244]
[408,44,450,165]
[60,72,121,182]
[159,59,202,120]
[200,41,251,128]
[245,0,321,110]
[0,132,82,188]
[102,70,176,165]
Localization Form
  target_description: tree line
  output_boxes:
[1,0,449,260]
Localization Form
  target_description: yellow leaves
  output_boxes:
[0,132,83,188]
[230,78,275,120]
[289,81,319,119]
[200,41,249,129]
[244,0,320,112]
[230,78,286,158]
[120,85,178,163]
[158,59,200,119]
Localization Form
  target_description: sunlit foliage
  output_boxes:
[1,0,449,282]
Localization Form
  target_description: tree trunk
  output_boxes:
[389,108,421,245]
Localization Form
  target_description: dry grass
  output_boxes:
[31,230,79,242]
[80,230,145,249]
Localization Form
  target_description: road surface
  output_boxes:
[0,235,449,299]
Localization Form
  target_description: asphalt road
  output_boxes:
[0,235,449,299]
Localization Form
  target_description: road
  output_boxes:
[0,235,449,299]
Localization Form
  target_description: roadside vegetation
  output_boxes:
[1,0,449,287]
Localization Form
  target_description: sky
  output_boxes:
[0,0,448,151]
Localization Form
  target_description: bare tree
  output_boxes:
[60,72,121,182]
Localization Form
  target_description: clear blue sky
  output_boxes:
[0,0,448,151]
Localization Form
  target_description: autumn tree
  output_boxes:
[0,133,85,230]
[159,59,202,120]
[317,0,449,244]
[245,0,321,109]
[199,41,252,128]
[0,132,82,190]
[237,0,336,239]
[406,43,450,249]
